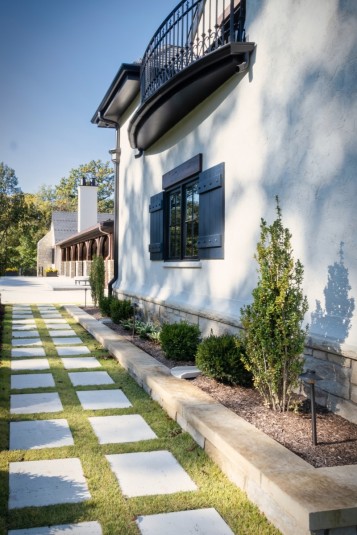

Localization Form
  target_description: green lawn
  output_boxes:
[0,305,281,535]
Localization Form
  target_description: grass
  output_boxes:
[0,304,281,535]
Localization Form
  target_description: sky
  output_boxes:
[0,0,178,193]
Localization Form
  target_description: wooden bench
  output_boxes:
[74,277,90,286]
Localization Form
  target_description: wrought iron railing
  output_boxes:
[140,0,246,102]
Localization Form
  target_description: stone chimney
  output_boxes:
[78,177,98,232]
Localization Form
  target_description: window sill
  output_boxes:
[162,261,202,269]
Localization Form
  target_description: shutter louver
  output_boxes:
[198,163,225,259]
[149,192,164,260]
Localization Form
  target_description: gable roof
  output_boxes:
[51,211,113,244]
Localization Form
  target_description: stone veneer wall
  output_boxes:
[37,231,53,275]
[116,290,357,425]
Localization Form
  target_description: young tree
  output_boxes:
[89,255,105,306]
[54,160,114,212]
[240,197,308,412]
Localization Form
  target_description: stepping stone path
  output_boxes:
[6,304,235,535]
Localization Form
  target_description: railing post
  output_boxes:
[230,0,234,42]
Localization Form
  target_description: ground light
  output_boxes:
[299,369,322,446]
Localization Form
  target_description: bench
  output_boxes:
[74,277,90,286]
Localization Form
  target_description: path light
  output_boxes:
[299,369,322,446]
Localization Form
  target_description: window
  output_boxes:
[149,155,224,262]
[168,179,199,260]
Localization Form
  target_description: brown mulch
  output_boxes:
[83,307,357,468]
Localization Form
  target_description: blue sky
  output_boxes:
[0,0,178,193]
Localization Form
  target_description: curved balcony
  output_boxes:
[128,0,254,151]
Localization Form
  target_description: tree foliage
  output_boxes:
[240,197,308,412]
[53,160,114,212]
[89,255,105,306]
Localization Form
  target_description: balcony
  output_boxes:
[128,0,255,151]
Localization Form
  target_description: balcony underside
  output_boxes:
[128,42,255,151]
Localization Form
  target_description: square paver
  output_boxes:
[136,508,234,535]
[11,373,55,390]
[11,348,46,358]
[61,357,101,370]
[77,390,132,410]
[52,337,83,345]
[8,521,102,535]
[10,419,74,450]
[43,319,67,324]
[69,372,114,386]
[13,313,33,318]
[9,457,91,509]
[11,359,50,371]
[48,329,77,337]
[12,339,43,347]
[46,323,72,330]
[89,415,156,444]
[10,393,63,414]
[56,346,90,356]
[41,314,63,319]
[12,331,40,338]
[106,450,197,497]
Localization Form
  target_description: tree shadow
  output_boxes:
[310,242,355,351]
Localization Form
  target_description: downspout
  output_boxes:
[98,112,120,297]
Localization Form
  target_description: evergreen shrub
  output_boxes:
[110,298,133,324]
[89,256,105,306]
[160,321,200,361]
[99,295,113,317]
[196,333,252,386]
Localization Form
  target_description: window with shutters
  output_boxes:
[149,155,224,262]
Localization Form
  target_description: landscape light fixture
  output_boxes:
[299,369,322,446]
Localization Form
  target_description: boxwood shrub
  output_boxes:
[160,321,200,361]
[196,333,252,386]
[110,298,133,324]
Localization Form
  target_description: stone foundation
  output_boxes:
[115,289,357,425]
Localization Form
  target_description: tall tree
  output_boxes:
[0,163,26,274]
[54,160,114,212]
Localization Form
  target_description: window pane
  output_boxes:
[169,189,181,259]
[184,182,199,258]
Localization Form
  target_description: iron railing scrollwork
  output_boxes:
[140,0,246,102]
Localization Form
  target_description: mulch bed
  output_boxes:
[83,307,357,468]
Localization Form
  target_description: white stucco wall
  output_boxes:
[116,0,357,354]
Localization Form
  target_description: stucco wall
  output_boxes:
[115,0,357,360]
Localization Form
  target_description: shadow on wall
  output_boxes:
[310,242,355,351]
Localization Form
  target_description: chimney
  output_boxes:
[78,178,98,232]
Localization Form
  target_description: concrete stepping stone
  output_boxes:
[46,323,72,330]
[48,329,77,337]
[13,313,33,318]
[52,337,83,345]
[106,450,197,497]
[56,346,90,356]
[136,508,234,535]
[8,457,91,509]
[43,319,67,324]
[13,306,32,310]
[8,521,103,535]
[10,419,74,450]
[89,415,156,444]
[40,314,63,319]
[171,366,201,379]
[77,389,132,410]
[11,373,55,390]
[61,357,101,370]
[12,319,36,325]
[69,371,114,386]
[11,359,50,371]
[11,348,46,358]
[12,324,38,331]
[10,393,63,414]
[12,331,40,338]
[12,338,43,347]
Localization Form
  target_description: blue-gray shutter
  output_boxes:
[198,163,224,259]
[149,192,164,260]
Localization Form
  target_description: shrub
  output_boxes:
[110,298,133,324]
[160,321,200,361]
[240,197,308,412]
[99,295,113,317]
[196,333,252,386]
[89,256,105,306]
[45,267,58,273]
